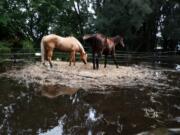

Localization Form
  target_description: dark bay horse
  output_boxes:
[41,34,87,68]
[83,33,125,69]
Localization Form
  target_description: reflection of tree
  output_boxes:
[0,84,102,135]
[0,81,67,134]
[1,78,180,135]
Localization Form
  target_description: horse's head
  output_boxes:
[115,35,125,47]
[81,52,88,64]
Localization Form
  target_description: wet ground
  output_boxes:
[0,61,180,135]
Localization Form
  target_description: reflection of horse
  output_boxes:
[41,34,87,67]
[83,33,125,69]
[41,85,78,98]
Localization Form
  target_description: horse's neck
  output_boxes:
[76,40,85,54]
[106,37,116,45]
[111,37,119,45]
[79,47,85,55]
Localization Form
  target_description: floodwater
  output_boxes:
[0,62,180,135]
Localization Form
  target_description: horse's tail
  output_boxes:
[40,38,45,64]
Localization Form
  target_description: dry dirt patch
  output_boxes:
[1,61,166,90]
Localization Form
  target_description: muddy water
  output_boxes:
[0,64,180,135]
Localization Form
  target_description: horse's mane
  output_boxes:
[69,36,85,54]
[83,33,106,40]
[83,34,94,40]
[83,34,107,47]
[83,34,99,40]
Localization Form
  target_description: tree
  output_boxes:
[92,0,154,51]
[0,0,180,53]
[161,0,180,51]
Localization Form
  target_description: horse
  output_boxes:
[41,34,87,68]
[83,33,125,69]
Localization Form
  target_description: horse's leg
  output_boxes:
[69,52,73,66]
[73,51,76,66]
[92,52,96,69]
[96,53,99,70]
[47,49,53,68]
[43,49,48,66]
[104,55,107,68]
[112,53,118,68]
[96,57,99,69]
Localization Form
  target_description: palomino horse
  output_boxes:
[41,34,87,67]
[83,33,125,69]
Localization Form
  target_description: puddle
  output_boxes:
[0,62,180,135]
[137,128,180,135]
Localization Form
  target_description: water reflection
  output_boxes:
[137,128,180,135]
[0,67,180,135]
[40,85,78,98]
[38,115,65,135]
[86,108,97,122]
[175,64,180,71]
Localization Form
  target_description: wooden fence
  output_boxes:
[0,48,180,64]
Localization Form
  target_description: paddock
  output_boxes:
[0,60,171,90]
[0,51,180,135]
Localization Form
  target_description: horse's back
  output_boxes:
[42,34,59,42]
[56,36,84,52]
[83,33,106,52]
[41,34,59,49]
[61,37,80,48]
[41,34,84,52]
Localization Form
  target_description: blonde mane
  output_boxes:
[69,37,86,54]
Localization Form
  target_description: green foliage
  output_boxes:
[95,0,153,36]
[0,15,10,27]
[161,1,180,40]
[0,0,179,52]
[0,42,11,53]
[20,40,35,53]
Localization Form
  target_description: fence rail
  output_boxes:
[0,49,180,64]
[0,47,179,54]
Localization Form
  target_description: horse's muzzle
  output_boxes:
[83,60,87,64]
